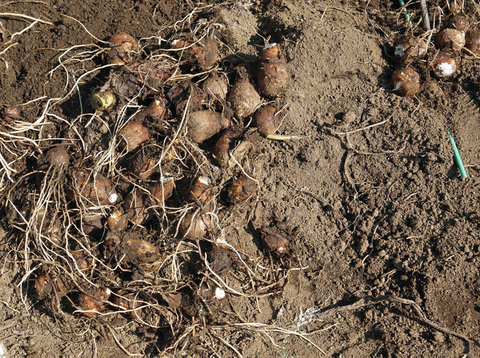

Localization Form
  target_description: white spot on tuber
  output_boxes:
[435,62,455,77]
[214,287,226,300]
[109,193,118,204]
[394,44,405,57]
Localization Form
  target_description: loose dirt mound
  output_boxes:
[0,1,479,357]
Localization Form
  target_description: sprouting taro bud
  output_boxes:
[147,97,167,121]
[465,30,480,56]
[78,294,102,316]
[214,287,226,300]
[34,275,51,299]
[106,33,139,66]
[391,66,420,97]
[118,121,150,152]
[90,91,116,111]
[187,110,230,143]
[435,29,465,52]
[262,231,290,256]
[257,43,291,97]
[393,36,427,63]
[430,50,460,78]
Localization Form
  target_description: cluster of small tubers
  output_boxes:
[391,6,479,97]
[24,29,292,321]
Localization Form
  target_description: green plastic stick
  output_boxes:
[447,131,468,178]
[398,0,412,27]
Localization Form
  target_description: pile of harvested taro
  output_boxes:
[391,1,480,96]
[0,15,303,356]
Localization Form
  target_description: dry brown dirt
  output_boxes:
[0,0,479,357]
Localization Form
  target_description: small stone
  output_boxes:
[426,152,437,162]
[357,235,369,255]
[343,111,356,123]
[409,329,420,339]
[433,331,445,343]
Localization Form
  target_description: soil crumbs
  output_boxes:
[0,0,479,357]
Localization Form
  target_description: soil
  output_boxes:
[0,1,479,358]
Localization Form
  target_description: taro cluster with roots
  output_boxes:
[391,6,478,97]
[3,21,299,355]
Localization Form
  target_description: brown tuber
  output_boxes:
[107,209,128,232]
[77,288,111,317]
[44,145,70,168]
[435,29,465,52]
[130,153,157,179]
[123,190,149,225]
[448,0,464,15]
[202,73,229,102]
[257,43,291,97]
[106,33,139,66]
[179,177,215,239]
[253,106,280,136]
[2,107,21,122]
[229,69,261,119]
[430,50,460,78]
[179,210,212,240]
[187,110,230,143]
[393,36,427,63]
[261,215,291,256]
[171,37,218,70]
[118,121,150,152]
[150,176,175,206]
[168,80,206,115]
[211,129,235,167]
[34,275,51,299]
[465,30,480,55]
[125,238,159,263]
[71,170,118,206]
[444,14,470,32]
[391,66,420,97]
[228,175,257,203]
